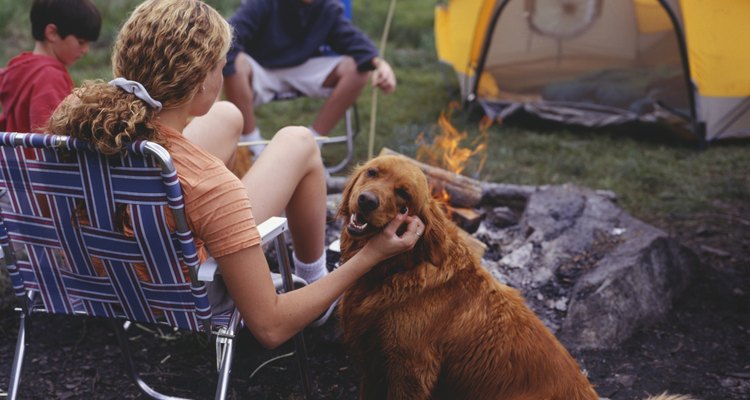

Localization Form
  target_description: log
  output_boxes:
[379,148,483,209]
[458,228,487,259]
[449,206,485,234]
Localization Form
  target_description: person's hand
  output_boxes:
[361,212,423,263]
[371,57,397,94]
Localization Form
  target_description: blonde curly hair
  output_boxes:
[46,0,232,154]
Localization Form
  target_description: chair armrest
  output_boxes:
[196,217,289,282]
[258,216,288,246]
[197,257,219,282]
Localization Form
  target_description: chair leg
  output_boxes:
[325,107,357,174]
[274,235,313,399]
[214,335,235,400]
[291,331,313,399]
[7,310,28,400]
[111,320,189,400]
[214,310,240,400]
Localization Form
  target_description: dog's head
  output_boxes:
[337,155,452,267]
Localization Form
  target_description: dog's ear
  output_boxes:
[337,163,364,220]
[417,197,452,266]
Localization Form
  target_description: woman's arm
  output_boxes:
[217,215,422,348]
[216,212,422,349]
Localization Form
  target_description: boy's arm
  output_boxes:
[224,1,269,76]
[326,7,396,94]
[326,7,379,72]
[29,68,73,132]
[371,57,396,94]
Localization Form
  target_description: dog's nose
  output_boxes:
[357,192,379,212]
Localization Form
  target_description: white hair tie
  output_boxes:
[108,77,163,111]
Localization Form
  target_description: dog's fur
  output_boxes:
[337,156,696,400]
[337,156,597,399]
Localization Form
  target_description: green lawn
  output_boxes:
[1,0,748,226]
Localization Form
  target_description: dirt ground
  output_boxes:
[0,203,748,399]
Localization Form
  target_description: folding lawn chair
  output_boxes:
[247,91,359,175]
[0,132,312,400]
[238,0,360,174]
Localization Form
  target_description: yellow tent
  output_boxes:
[435,0,750,142]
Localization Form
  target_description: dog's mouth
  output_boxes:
[347,212,373,237]
[346,206,409,238]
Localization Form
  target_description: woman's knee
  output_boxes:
[185,101,242,144]
[274,126,321,161]
[210,101,243,140]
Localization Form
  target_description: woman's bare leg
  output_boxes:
[241,126,326,262]
[183,101,243,166]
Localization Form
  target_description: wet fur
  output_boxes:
[337,156,599,400]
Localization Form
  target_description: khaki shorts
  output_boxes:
[244,54,345,105]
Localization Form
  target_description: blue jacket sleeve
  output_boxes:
[326,10,379,72]
[223,0,269,76]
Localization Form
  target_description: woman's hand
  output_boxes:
[361,212,423,264]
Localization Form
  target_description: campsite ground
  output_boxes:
[1,0,749,398]
[0,197,748,400]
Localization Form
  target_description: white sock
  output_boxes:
[308,126,326,148]
[292,251,328,284]
[240,128,265,159]
[240,127,262,142]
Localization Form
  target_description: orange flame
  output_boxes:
[414,102,490,210]
[416,101,490,199]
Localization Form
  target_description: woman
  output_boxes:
[45,0,423,349]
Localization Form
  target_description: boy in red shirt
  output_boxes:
[0,0,101,133]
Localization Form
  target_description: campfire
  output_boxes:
[375,102,493,257]
[324,103,695,351]
[415,101,489,179]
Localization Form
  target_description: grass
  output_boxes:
[1,0,748,226]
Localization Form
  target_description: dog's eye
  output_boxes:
[395,188,411,201]
[399,205,408,214]
[366,168,377,177]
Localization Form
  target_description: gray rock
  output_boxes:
[559,233,697,349]
[480,184,697,350]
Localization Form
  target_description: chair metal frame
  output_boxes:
[0,132,311,399]
[237,86,360,175]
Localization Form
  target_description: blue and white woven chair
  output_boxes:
[0,132,312,400]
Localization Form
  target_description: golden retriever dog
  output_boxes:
[337,155,695,400]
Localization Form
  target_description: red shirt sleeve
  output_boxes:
[29,67,74,131]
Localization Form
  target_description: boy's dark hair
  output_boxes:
[31,0,101,42]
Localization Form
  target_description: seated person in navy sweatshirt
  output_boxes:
[222,0,397,158]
